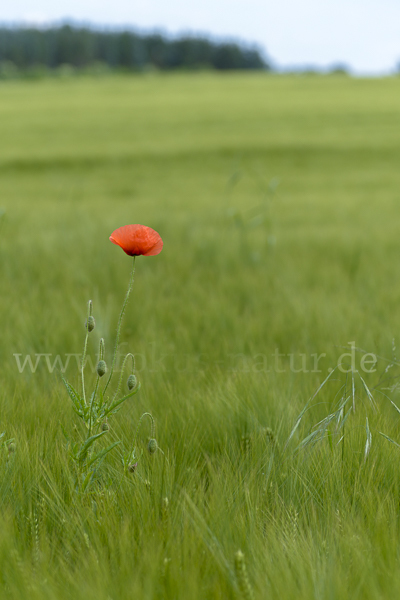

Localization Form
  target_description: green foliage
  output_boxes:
[1,73,400,598]
[0,25,268,76]
[60,269,145,493]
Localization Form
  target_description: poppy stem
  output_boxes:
[129,411,155,458]
[81,300,92,406]
[110,352,135,405]
[103,256,136,396]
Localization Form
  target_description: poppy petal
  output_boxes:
[109,224,163,257]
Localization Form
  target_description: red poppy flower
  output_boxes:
[109,224,163,257]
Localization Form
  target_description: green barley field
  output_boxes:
[2,72,400,599]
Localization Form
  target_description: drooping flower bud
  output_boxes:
[148,438,158,455]
[85,316,95,332]
[127,374,137,390]
[8,442,16,454]
[96,360,107,377]
[101,422,109,431]
[128,462,138,473]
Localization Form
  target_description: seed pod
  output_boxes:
[101,422,109,432]
[85,316,95,332]
[127,374,137,391]
[148,438,158,455]
[96,360,107,377]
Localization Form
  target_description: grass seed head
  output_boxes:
[234,550,254,600]
[264,427,280,452]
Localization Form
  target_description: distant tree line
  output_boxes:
[0,25,269,74]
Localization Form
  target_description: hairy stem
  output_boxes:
[111,353,135,404]
[81,300,92,406]
[103,257,136,395]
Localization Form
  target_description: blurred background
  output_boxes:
[1,0,400,75]
[1,0,400,383]
[0,0,399,388]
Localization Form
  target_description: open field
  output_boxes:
[1,72,400,598]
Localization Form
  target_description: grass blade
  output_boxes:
[284,367,338,451]
[364,417,372,462]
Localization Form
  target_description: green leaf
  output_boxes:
[61,375,85,415]
[81,469,96,493]
[295,429,322,451]
[78,430,108,463]
[379,432,400,449]
[359,374,377,411]
[87,441,121,468]
[104,383,141,416]
[284,367,338,451]
[364,417,372,461]
[59,422,70,443]
[390,400,400,417]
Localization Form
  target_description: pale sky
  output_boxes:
[1,0,400,75]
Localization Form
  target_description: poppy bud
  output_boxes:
[127,374,137,390]
[8,442,16,454]
[148,438,158,455]
[85,316,95,332]
[128,462,138,473]
[96,360,107,377]
[101,422,109,432]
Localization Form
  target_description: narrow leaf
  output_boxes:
[359,374,377,411]
[104,383,141,415]
[390,400,400,417]
[284,367,338,451]
[87,441,121,468]
[364,417,372,461]
[379,432,400,449]
[61,375,85,414]
[78,430,108,462]
[295,430,322,451]
[81,469,95,493]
